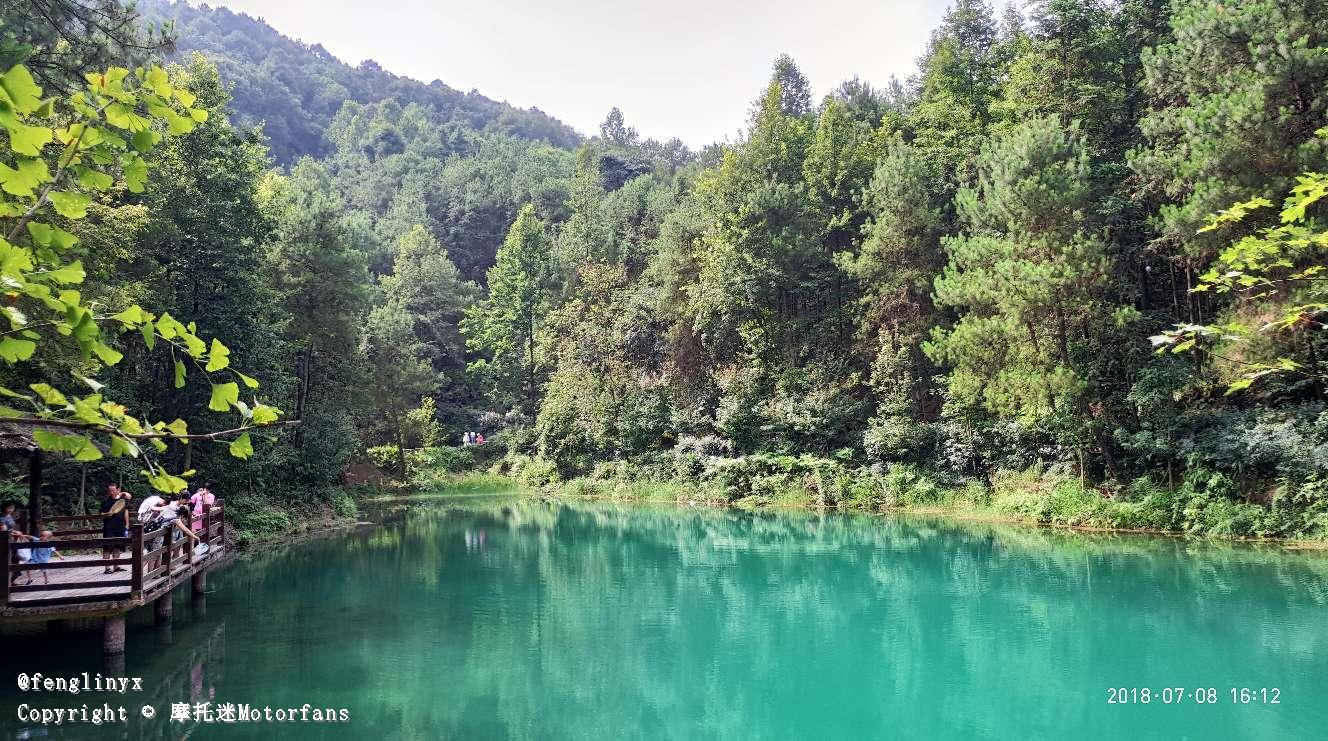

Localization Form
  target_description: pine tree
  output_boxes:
[461,204,557,411]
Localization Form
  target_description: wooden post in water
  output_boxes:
[155,593,173,625]
[192,569,207,602]
[130,524,144,597]
[162,522,173,576]
[103,614,125,655]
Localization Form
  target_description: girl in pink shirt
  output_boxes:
[190,483,216,534]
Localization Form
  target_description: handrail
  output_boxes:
[43,514,102,523]
[12,558,133,571]
[10,536,131,551]
[4,498,226,608]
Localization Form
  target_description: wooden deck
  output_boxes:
[2,502,226,621]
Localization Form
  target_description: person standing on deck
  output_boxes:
[2,500,27,586]
[138,492,167,524]
[190,482,215,535]
[100,485,130,574]
[170,494,201,563]
[147,494,196,571]
[15,530,63,585]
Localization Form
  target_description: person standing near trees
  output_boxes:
[100,485,130,574]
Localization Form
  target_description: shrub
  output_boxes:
[227,496,294,545]
[503,453,559,486]
[411,446,477,473]
[366,445,403,473]
[329,489,357,519]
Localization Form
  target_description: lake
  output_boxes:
[4,489,1328,739]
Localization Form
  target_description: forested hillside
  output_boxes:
[139,0,582,164]
[0,0,1325,541]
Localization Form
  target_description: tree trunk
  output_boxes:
[526,313,536,413]
[294,344,313,447]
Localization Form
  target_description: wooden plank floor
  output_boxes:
[8,547,223,604]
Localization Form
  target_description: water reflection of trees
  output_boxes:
[0,620,225,740]
[344,498,1328,739]
[86,496,1328,740]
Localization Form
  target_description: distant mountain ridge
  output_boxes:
[139,0,583,165]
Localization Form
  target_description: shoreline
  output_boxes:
[308,470,1328,552]
[496,475,1328,551]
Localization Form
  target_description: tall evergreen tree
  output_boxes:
[462,204,558,411]
[260,159,371,476]
[928,117,1120,472]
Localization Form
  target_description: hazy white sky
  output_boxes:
[195,0,964,147]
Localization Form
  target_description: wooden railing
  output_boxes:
[2,500,224,608]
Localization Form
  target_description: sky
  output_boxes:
[193,0,964,147]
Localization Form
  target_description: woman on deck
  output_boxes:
[169,494,201,563]
[190,483,215,535]
[100,485,130,574]
[2,500,26,586]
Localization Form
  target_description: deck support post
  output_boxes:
[154,592,173,625]
[130,524,144,597]
[103,614,125,655]
[27,449,41,536]
[1,529,9,606]
[191,569,207,601]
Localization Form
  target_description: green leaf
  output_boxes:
[7,123,52,156]
[208,381,239,412]
[32,429,102,462]
[0,337,36,362]
[131,128,157,152]
[250,403,281,425]
[111,305,152,326]
[0,158,44,196]
[91,341,122,365]
[229,432,253,459]
[74,166,113,191]
[165,418,188,437]
[28,382,67,406]
[48,191,91,219]
[144,471,188,494]
[1225,378,1254,395]
[122,155,147,193]
[26,221,53,246]
[145,65,171,96]
[173,359,185,388]
[109,436,138,458]
[0,65,44,114]
[45,260,85,285]
[72,438,102,461]
[103,102,149,132]
[205,337,230,371]
[236,370,259,389]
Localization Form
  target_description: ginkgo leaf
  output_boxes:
[48,191,91,219]
[229,432,253,459]
[208,381,239,412]
[0,337,36,362]
[205,337,230,371]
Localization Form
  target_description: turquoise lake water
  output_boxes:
[3,491,1328,739]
